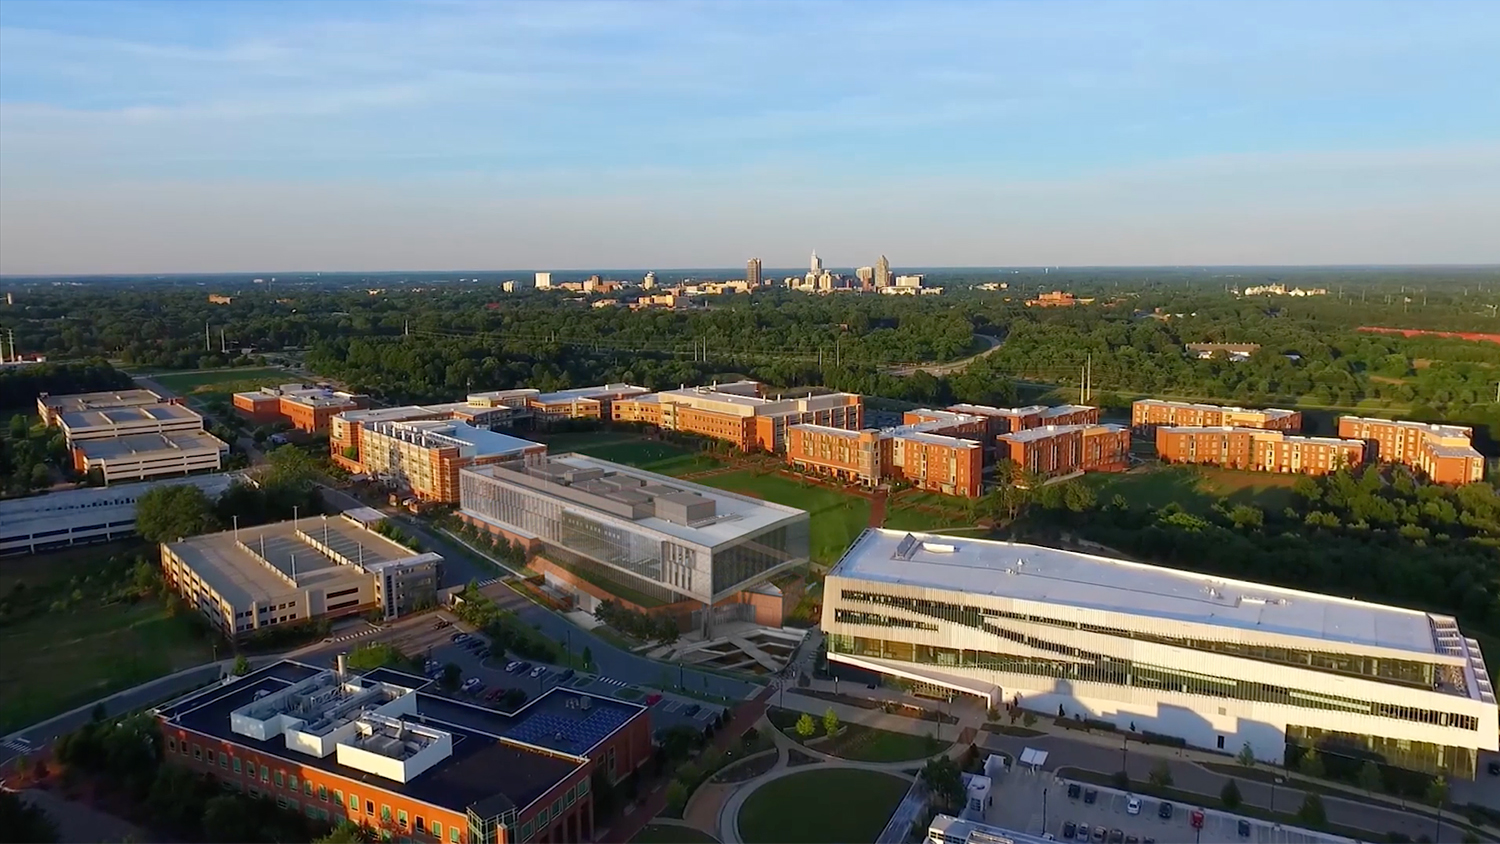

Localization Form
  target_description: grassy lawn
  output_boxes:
[631,824,720,844]
[690,470,870,565]
[533,433,725,476]
[737,768,910,843]
[148,366,287,394]
[1087,465,1299,516]
[0,542,218,732]
[767,708,948,762]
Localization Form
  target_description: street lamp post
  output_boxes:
[1271,776,1283,814]
[1121,735,1129,776]
[1042,787,1048,836]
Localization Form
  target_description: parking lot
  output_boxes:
[393,616,729,740]
[986,768,1356,844]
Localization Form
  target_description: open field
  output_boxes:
[1087,465,1300,515]
[532,432,724,476]
[145,366,287,394]
[767,707,948,763]
[0,542,217,733]
[689,470,870,565]
[736,768,909,843]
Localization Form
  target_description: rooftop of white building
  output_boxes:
[39,389,165,414]
[830,529,1456,658]
[73,429,228,462]
[530,383,650,405]
[1341,416,1474,441]
[463,453,807,549]
[1134,399,1298,418]
[367,419,542,458]
[999,423,1125,444]
[1160,426,1365,447]
[0,473,239,541]
[58,402,202,432]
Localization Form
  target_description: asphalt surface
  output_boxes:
[981,733,1470,842]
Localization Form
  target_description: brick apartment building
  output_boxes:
[611,381,863,453]
[155,660,650,844]
[1131,400,1301,434]
[1156,427,1365,476]
[996,424,1130,477]
[234,384,369,433]
[786,424,984,498]
[528,384,652,426]
[1336,416,1485,485]
[945,404,1100,439]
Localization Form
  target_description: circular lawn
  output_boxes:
[736,768,910,843]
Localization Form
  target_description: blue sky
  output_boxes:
[2,0,1498,273]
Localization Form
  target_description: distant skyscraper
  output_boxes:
[535,272,552,290]
[856,266,875,287]
[643,271,657,289]
[875,255,892,288]
[810,251,823,275]
[747,258,763,287]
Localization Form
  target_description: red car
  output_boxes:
[1190,810,1205,830]
[646,693,663,705]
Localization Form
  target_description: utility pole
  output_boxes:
[205,320,211,352]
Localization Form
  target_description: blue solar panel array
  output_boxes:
[505,705,631,752]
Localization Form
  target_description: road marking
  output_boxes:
[0,737,33,753]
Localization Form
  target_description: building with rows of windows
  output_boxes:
[154,659,650,844]
[458,454,809,634]
[1337,416,1485,485]
[1131,400,1301,434]
[1156,426,1366,476]
[822,528,1498,778]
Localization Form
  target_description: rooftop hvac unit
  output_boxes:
[579,696,592,711]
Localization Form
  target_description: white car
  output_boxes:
[529,666,547,679]
[460,677,480,691]
[1126,796,1141,816]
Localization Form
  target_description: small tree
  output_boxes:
[1298,748,1325,779]
[1297,793,1327,827]
[795,713,817,739]
[1425,775,1448,808]
[1022,711,1037,728]
[581,646,593,670]
[1148,760,1173,788]
[664,780,689,815]
[1358,761,1383,795]
[1112,770,1130,790]
[441,663,462,690]
[232,655,250,676]
[1221,778,1242,809]
[1236,742,1257,768]
[823,707,840,737]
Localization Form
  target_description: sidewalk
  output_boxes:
[770,689,971,744]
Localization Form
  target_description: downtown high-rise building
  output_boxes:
[875,255,892,288]
[746,257,763,287]
[810,250,823,275]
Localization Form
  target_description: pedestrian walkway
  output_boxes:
[1,736,33,754]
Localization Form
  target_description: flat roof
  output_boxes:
[464,453,807,548]
[893,429,982,448]
[1427,441,1484,459]
[39,389,165,413]
[1161,426,1364,446]
[1000,424,1124,444]
[74,429,227,461]
[531,383,649,405]
[163,514,423,608]
[1341,416,1473,440]
[0,473,238,540]
[829,528,1447,656]
[59,402,202,431]
[790,423,869,439]
[369,420,541,458]
[156,659,591,821]
[1135,399,1297,418]
[947,403,1048,418]
[1041,404,1095,416]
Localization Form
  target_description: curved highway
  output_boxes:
[886,333,1003,377]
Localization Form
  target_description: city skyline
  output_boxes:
[2,0,1499,274]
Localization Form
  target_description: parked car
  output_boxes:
[1108,829,1123,844]
[475,647,490,659]
[1126,796,1140,816]
[1067,783,1081,799]
[1157,802,1173,820]
[1144,839,1156,844]
[1237,820,1251,838]
[1083,788,1098,805]
[646,693,663,705]
[1189,810,1205,830]
[505,660,523,673]
[1125,836,1138,844]
[514,661,533,675]
[529,665,546,679]
[1090,827,1104,843]
[460,677,480,692]
[451,632,468,643]
[1075,824,1089,841]
[1062,822,1077,839]
[683,703,702,716]
[556,668,575,683]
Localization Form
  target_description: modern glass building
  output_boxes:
[823,529,1498,778]
[459,454,809,633]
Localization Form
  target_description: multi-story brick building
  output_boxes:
[1131,400,1301,434]
[233,384,369,433]
[996,424,1130,477]
[154,659,650,844]
[1156,427,1365,476]
[945,404,1101,440]
[901,409,990,441]
[1337,416,1485,485]
[611,381,863,453]
[330,392,538,474]
[785,423,984,498]
[529,384,652,426]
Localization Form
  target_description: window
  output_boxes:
[233,758,242,774]
[576,777,589,796]
[261,765,270,783]
[367,800,375,816]
[449,828,459,843]
[319,785,329,802]
[431,822,442,839]
[193,745,203,760]
[521,821,533,841]
[276,796,289,809]
[351,794,360,811]
[275,771,285,788]
[307,805,320,819]
[1217,736,1225,750]
[304,780,313,796]
[168,737,177,753]
[564,787,574,808]
[538,806,549,829]
[288,774,298,791]
[219,753,228,769]
[335,790,344,808]
[415,817,425,833]
[398,810,408,828]
[382,805,393,823]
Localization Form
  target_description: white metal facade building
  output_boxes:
[0,473,237,555]
[822,529,1498,778]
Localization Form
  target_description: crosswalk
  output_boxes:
[475,577,502,588]
[594,677,628,688]
[326,627,378,645]
[1,736,33,754]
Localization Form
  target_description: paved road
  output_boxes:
[886,333,1003,377]
[981,732,1469,842]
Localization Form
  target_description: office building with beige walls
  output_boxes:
[160,511,443,636]
[73,429,229,484]
[529,384,651,425]
[823,529,1498,778]
[57,402,206,446]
